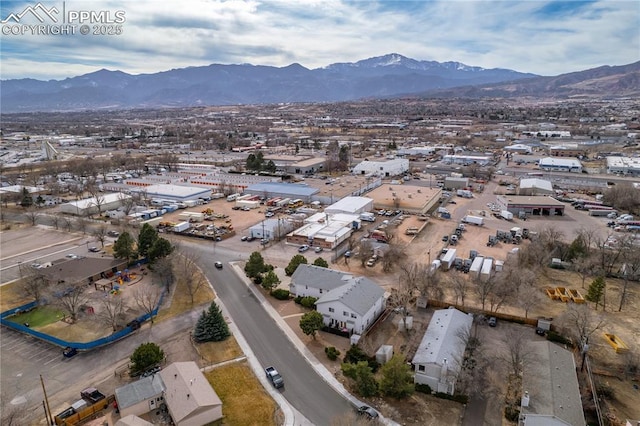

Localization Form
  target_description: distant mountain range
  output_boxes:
[1,53,637,113]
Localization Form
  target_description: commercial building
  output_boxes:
[538,157,582,173]
[606,156,640,176]
[133,184,212,203]
[412,308,473,395]
[352,158,409,177]
[60,192,131,216]
[324,196,374,215]
[518,178,554,196]
[366,184,442,214]
[442,154,493,166]
[444,177,470,190]
[496,195,565,216]
[243,182,319,203]
[286,213,355,249]
[284,157,326,175]
[247,218,296,241]
[503,144,533,154]
[548,144,587,157]
[520,341,586,426]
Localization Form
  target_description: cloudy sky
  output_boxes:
[1,0,638,80]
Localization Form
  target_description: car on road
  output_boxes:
[442,235,448,242]
[214,261,223,269]
[88,247,100,252]
[488,316,497,327]
[357,405,379,419]
[265,211,275,217]
[298,245,310,252]
[107,230,120,237]
[66,254,79,259]
[314,246,323,253]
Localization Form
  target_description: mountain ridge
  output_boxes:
[1,54,637,112]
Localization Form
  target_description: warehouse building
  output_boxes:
[243,182,319,203]
[496,195,565,216]
[606,156,640,176]
[60,192,131,216]
[442,154,493,166]
[538,157,582,173]
[518,178,554,196]
[324,196,374,215]
[366,184,442,215]
[444,177,470,190]
[132,184,212,203]
[352,158,409,177]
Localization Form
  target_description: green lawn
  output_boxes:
[6,306,64,328]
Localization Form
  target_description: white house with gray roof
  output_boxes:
[412,307,473,395]
[115,374,165,418]
[290,264,386,335]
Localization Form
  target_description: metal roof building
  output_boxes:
[324,196,374,215]
[244,182,319,202]
[133,184,211,202]
[497,195,565,216]
[59,192,131,216]
[115,375,165,418]
[518,178,554,196]
[412,307,473,395]
[538,157,582,173]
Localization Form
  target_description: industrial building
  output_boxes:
[538,157,583,173]
[366,184,442,214]
[284,157,326,175]
[518,178,554,196]
[60,193,131,216]
[606,156,640,176]
[286,213,355,250]
[442,154,493,166]
[243,182,319,203]
[324,196,374,215]
[547,144,587,157]
[444,177,470,190]
[412,308,473,395]
[247,218,296,241]
[496,195,565,216]
[132,184,212,203]
[352,158,409,177]
[503,144,533,154]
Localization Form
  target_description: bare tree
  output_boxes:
[75,216,89,234]
[92,224,108,248]
[474,274,495,311]
[84,178,106,217]
[450,273,471,307]
[96,296,125,331]
[501,328,536,377]
[151,255,176,288]
[118,192,136,215]
[133,285,163,325]
[575,226,598,254]
[517,284,542,319]
[175,251,206,306]
[61,215,73,231]
[49,281,91,322]
[50,213,61,230]
[18,265,48,304]
[618,247,640,312]
[571,254,599,289]
[559,303,606,348]
[380,243,406,273]
[355,239,374,267]
[23,207,40,226]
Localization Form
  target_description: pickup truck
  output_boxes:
[265,366,284,388]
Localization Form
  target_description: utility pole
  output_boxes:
[40,375,53,425]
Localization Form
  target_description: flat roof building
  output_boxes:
[496,195,565,216]
[60,192,131,216]
[367,184,442,214]
[133,184,211,203]
[538,157,582,173]
[518,178,554,196]
[606,156,640,176]
[352,158,409,177]
[244,182,319,202]
[324,196,374,215]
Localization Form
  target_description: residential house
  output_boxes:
[289,264,386,335]
[412,307,473,395]
[115,375,165,418]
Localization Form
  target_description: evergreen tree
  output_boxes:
[313,257,328,268]
[147,237,173,263]
[261,270,281,293]
[130,342,164,374]
[586,276,606,310]
[20,187,33,208]
[379,354,414,398]
[138,223,159,258]
[113,231,136,263]
[285,254,308,276]
[193,301,230,343]
[244,251,268,278]
[342,361,378,397]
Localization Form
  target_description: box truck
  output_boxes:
[462,215,484,226]
[500,210,514,221]
[441,248,457,270]
[360,212,376,222]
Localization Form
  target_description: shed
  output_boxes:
[375,345,394,365]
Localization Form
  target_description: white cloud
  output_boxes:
[0,0,637,80]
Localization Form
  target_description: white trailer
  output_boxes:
[360,212,376,222]
[462,215,484,226]
[441,248,457,270]
[500,210,514,220]
[481,258,493,280]
[173,221,191,233]
[470,256,484,278]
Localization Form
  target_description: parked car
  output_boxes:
[488,317,497,327]
[214,261,223,269]
[357,405,379,419]
[240,236,248,241]
[442,235,449,242]
[265,211,275,217]
[107,230,120,237]
[298,245,310,252]
[88,246,100,252]
[366,258,376,267]
[314,247,323,253]
[62,347,78,358]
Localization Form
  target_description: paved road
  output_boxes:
[187,238,355,425]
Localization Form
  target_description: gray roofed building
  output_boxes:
[244,182,319,202]
[520,341,586,426]
[290,264,386,336]
[412,307,473,395]
[289,264,354,298]
[519,178,554,195]
[115,375,166,418]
